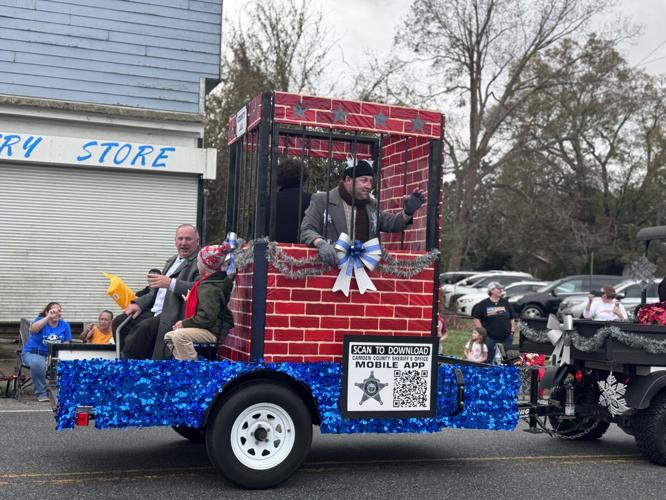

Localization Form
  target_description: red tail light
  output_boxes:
[75,412,90,426]
[574,370,583,383]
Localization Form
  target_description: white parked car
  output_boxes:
[558,279,662,319]
[455,281,549,316]
[442,271,534,309]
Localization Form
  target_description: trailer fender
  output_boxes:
[539,365,568,390]
[626,371,666,410]
[201,369,321,428]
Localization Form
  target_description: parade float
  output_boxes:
[45,92,666,489]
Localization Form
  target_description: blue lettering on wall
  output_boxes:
[98,142,120,164]
[22,136,43,158]
[113,144,132,165]
[0,134,22,157]
[152,147,175,168]
[131,145,154,166]
[77,140,98,161]
[1,132,177,170]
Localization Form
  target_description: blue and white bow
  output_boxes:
[332,233,382,296]
[225,232,238,274]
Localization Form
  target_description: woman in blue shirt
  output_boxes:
[23,302,71,402]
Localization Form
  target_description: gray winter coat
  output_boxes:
[299,186,409,245]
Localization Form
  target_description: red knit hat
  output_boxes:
[198,243,233,275]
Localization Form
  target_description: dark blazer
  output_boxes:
[134,250,199,359]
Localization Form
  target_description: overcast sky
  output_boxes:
[225,0,666,80]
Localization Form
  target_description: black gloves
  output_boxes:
[315,239,337,266]
[404,190,425,216]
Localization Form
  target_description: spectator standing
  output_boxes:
[23,302,72,402]
[274,158,311,243]
[471,281,515,364]
[583,285,627,321]
[437,313,448,354]
[80,310,114,344]
[463,325,488,363]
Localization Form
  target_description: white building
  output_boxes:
[0,0,222,323]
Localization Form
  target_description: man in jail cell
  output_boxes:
[300,158,426,265]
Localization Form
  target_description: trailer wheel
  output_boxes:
[632,391,666,465]
[206,382,312,489]
[172,425,205,443]
[548,386,610,440]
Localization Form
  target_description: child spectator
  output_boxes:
[80,310,114,344]
[437,313,448,354]
[23,302,72,402]
[164,244,235,360]
[463,325,488,363]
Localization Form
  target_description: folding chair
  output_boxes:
[13,318,33,400]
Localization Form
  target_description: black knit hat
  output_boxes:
[343,159,374,179]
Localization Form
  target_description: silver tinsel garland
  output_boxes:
[518,321,666,355]
[228,238,439,281]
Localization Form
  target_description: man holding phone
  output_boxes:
[113,224,200,359]
[583,285,627,321]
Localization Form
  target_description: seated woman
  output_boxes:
[583,285,627,321]
[637,278,666,326]
[23,302,72,402]
[80,310,114,344]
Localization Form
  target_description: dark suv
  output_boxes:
[511,274,624,319]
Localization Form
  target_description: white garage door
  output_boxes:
[0,163,199,323]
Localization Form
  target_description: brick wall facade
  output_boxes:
[220,245,436,362]
[379,135,431,252]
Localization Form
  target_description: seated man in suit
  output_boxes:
[299,158,426,264]
[114,224,200,359]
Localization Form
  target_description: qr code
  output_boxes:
[392,370,428,408]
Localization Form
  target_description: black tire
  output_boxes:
[520,304,544,319]
[205,382,312,489]
[632,391,666,465]
[172,425,205,443]
[548,386,610,440]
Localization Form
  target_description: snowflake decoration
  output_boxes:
[597,373,630,416]
[628,256,656,286]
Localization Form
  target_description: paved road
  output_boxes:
[0,399,663,499]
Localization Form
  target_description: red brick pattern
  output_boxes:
[219,264,253,361]
[227,91,444,143]
[276,136,372,161]
[219,244,436,363]
[228,94,263,145]
[273,92,442,139]
[379,135,432,251]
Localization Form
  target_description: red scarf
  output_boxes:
[184,279,203,319]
